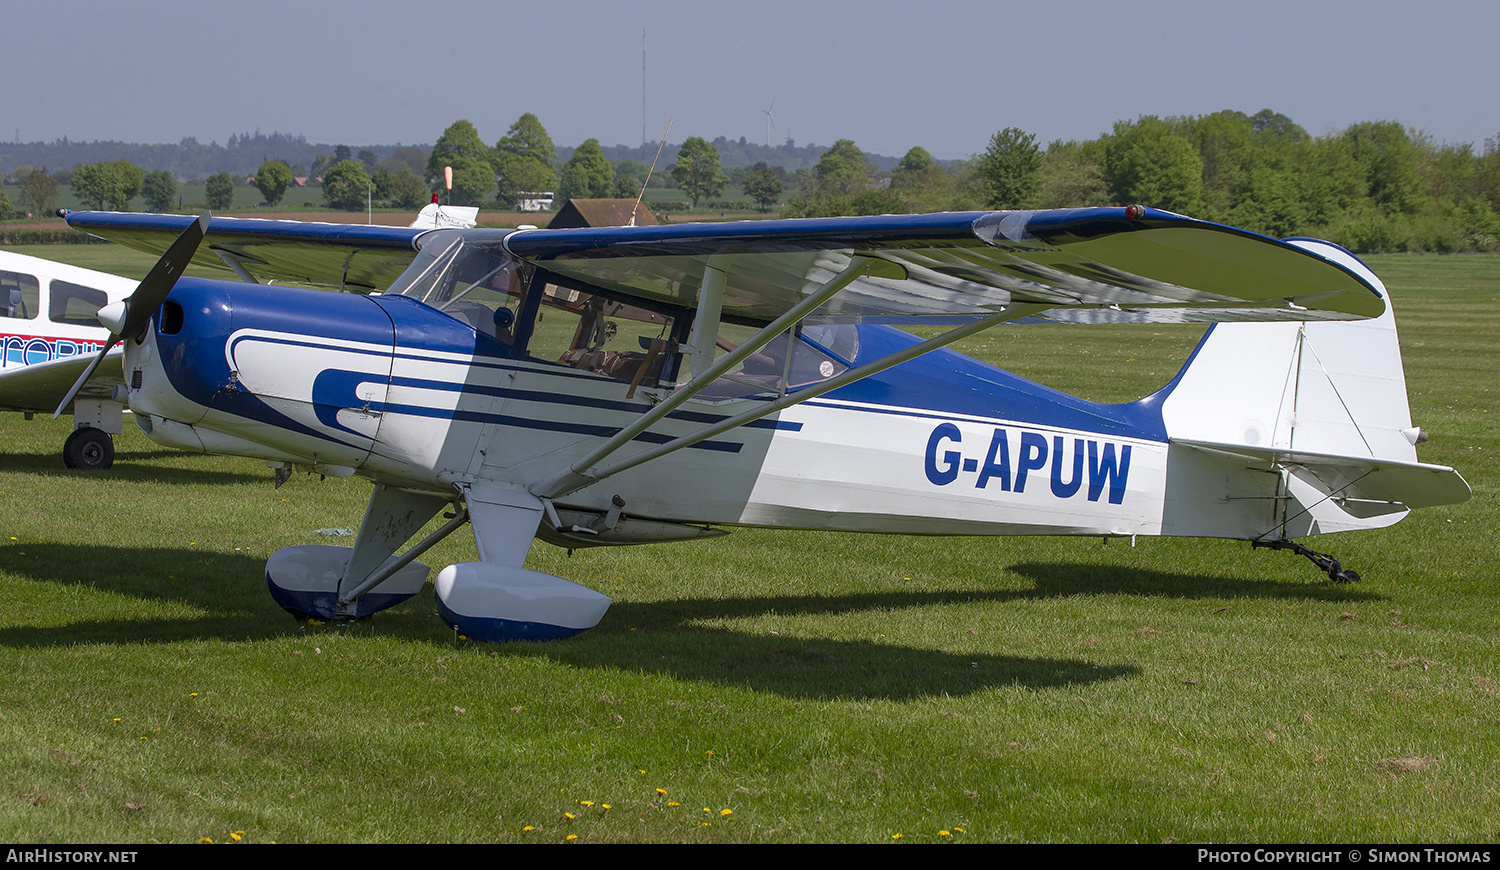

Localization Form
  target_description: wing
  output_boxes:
[503,207,1384,324]
[0,349,124,414]
[67,206,1384,324]
[64,211,425,292]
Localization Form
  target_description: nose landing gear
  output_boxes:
[63,426,115,470]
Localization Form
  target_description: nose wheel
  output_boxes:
[63,427,115,470]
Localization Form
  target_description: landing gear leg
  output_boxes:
[63,399,124,470]
[1252,538,1361,583]
[266,484,456,620]
[63,427,114,470]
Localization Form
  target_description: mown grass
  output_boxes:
[0,247,1494,843]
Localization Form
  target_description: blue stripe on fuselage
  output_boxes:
[823,325,1170,442]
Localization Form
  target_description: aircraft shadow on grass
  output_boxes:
[0,449,265,486]
[0,542,1382,700]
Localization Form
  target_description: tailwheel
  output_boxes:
[1252,538,1361,583]
[63,427,115,470]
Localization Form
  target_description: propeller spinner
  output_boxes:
[53,212,211,418]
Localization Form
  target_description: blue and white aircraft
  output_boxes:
[54,206,1470,642]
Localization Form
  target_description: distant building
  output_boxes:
[515,191,555,212]
[547,198,660,229]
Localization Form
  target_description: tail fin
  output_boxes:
[1156,239,1468,539]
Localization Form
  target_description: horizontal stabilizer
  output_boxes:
[1173,439,1471,510]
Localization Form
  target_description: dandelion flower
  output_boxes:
[667,802,679,807]
[892,833,903,840]
[602,804,611,810]
[199,838,213,844]
[563,812,575,820]
[579,800,593,807]
[720,809,732,817]
[939,830,951,837]
[522,826,534,832]
[230,832,243,842]
[566,834,577,841]
[656,788,667,795]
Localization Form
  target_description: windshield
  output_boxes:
[387,231,527,340]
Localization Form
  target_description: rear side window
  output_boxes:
[50,281,108,328]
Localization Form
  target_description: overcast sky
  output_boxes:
[10,0,1497,159]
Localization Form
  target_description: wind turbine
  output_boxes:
[762,98,775,147]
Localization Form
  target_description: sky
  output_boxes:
[9,0,1498,160]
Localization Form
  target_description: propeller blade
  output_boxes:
[51,211,211,418]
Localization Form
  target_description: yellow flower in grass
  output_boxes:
[563,812,575,821]
[579,800,593,807]
[566,834,577,841]
[522,826,534,832]
[939,830,951,837]
[892,833,903,840]
[667,802,679,807]
[720,809,732,817]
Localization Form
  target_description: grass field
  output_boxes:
[0,245,1494,843]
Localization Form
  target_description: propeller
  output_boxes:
[53,211,211,418]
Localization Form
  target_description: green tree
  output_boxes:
[309,153,332,182]
[17,166,59,216]
[71,159,142,211]
[1104,116,1206,215]
[0,189,15,220]
[376,166,429,209]
[141,169,177,212]
[557,138,615,200]
[813,139,869,195]
[323,159,371,211]
[977,128,1041,209]
[205,171,236,210]
[254,160,294,206]
[493,114,556,207]
[1342,121,1427,213]
[892,146,943,191]
[1184,111,1254,219]
[1033,140,1109,208]
[741,162,784,212]
[671,137,728,207]
[427,119,494,206]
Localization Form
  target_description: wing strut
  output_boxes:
[532,297,1050,501]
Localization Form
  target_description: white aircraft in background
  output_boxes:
[0,250,136,467]
[0,204,477,468]
[47,205,1470,642]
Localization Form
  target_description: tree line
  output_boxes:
[782,111,1500,253]
[6,109,1498,253]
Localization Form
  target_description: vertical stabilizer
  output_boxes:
[1154,239,1464,540]
[1160,239,1415,464]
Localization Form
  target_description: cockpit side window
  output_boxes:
[0,271,40,321]
[688,319,858,400]
[522,278,676,391]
